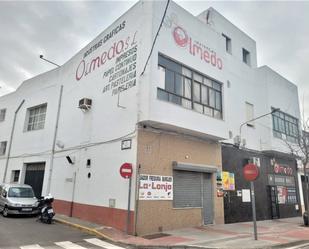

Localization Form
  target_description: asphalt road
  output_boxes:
[0,215,125,249]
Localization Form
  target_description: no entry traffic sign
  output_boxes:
[120,163,133,179]
[243,163,259,181]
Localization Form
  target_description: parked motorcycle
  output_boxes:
[37,194,55,224]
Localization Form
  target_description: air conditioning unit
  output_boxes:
[78,98,92,110]
[234,135,241,146]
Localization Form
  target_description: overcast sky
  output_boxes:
[0,0,308,117]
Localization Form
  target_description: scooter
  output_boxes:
[37,194,55,224]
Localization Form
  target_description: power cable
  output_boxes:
[140,0,170,76]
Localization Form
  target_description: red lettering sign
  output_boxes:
[274,163,293,175]
[172,26,223,70]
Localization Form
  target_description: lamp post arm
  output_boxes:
[239,108,280,146]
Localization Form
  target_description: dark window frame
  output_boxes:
[242,48,251,65]
[0,141,7,155]
[272,108,299,143]
[157,54,223,119]
[222,33,232,54]
[0,108,6,122]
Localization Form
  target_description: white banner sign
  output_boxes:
[139,174,173,200]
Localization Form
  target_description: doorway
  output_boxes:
[269,186,279,219]
[24,163,45,198]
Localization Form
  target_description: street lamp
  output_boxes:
[39,55,60,67]
[236,108,280,147]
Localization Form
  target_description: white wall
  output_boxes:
[0,0,301,212]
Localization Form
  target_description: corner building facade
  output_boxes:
[0,1,301,235]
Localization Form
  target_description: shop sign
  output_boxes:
[164,13,223,71]
[217,171,235,192]
[222,171,235,190]
[242,189,251,202]
[277,186,287,204]
[139,174,173,200]
[216,171,223,197]
[74,19,139,97]
[274,163,293,175]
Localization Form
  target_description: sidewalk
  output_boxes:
[54,215,309,249]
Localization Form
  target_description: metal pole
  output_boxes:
[134,164,141,236]
[46,85,63,194]
[70,171,77,217]
[3,99,25,182]
[238,108,280,147]
[126,177,132,234]
[251,181,258,240]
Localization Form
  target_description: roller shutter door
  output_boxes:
[173,170,202,208]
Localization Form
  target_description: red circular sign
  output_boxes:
[119,163,133,179]
[243,163,259,181]
[173,26,188,47]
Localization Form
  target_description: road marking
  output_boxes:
[84,238,124,249]
[20,245,44,249]
[55,241,87,249]
[285,243,309,249]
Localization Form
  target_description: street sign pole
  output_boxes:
[119,163,133,235]
[243,163,259,241]
[126,176,132,234]
[251,181,258,240]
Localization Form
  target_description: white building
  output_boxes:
[0,1,302,235]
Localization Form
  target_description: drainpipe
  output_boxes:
[46,85,63,194]
[3,99,25,183]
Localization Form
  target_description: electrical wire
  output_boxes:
[140,0,170,76]
[1,128,137,160]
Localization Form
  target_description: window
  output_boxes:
[242,48,251,65]
[272,108,299,143]
[0,109,6,122]
[8,187,34,198]
[157,54,223,119]
[12,170,20,183]
[26,104,47,131]
[0,141,7,155]
[245,102,254,127]
[222,34,232,54]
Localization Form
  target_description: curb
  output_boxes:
[54,218,115,243]
[54,218,309,249]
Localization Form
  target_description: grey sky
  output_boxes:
[0,0,308,117]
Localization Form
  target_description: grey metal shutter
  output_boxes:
[203,173,213,224]
[173,170,202,208]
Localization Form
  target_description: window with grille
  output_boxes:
[0,141,7,155]
[26,104,47,131]
[157,54,223,119]
[0,109,6,122]
[272,108,298,143]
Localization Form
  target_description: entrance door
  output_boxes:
[24,163,45,198]
[269,186,279,219]
[203,173,213,225]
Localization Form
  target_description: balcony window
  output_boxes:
[157,54,223,119]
